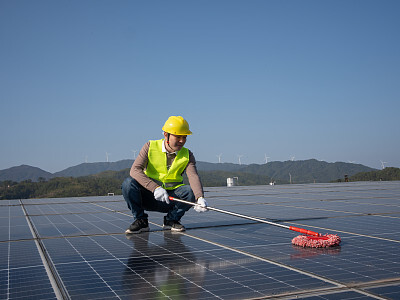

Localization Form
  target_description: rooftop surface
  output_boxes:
[1,181,400,299]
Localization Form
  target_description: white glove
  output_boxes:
[194,197,208,212]
[154,187,170,204]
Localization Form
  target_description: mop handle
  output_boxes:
[169,197,320,236]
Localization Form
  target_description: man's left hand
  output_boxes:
[194,197,208,212]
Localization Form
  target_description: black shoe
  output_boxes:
[125,219,149,234]
[163,216,185,232]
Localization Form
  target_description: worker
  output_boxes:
[122,116,208,234]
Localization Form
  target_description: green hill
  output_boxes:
[350,167,400,181]
[53,160,134,177]
[0,165,52,182]
[239,159,375,183]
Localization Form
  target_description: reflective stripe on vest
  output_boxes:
[144,139,189,190]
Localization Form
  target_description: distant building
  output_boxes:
[227,177,238,187]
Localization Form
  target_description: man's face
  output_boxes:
[164,132,187,152]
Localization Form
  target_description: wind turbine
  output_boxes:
[237,155,243,165]
[85,155,88,163]
[106,152,111,162]
[216,153,222,163]
[290,155,295,161]
[380,160,387,170]
[132,150,138,159]
[264,154,270,164]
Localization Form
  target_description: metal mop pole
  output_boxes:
[169,197,320,237]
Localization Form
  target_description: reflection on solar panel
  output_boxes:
[1,181,399,299]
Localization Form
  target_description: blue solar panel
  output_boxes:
[366,284,400,299]
[1,181,399,299]
[1,240,57,299]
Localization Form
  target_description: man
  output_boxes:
[122,116,208,234]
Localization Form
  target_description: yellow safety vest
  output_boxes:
[144,139,189,190]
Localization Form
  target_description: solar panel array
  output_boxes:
[1,181,399,299]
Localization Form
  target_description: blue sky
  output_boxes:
[1,0,399,173]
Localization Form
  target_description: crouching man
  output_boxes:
[122,116,208,233]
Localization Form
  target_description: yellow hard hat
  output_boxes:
[162,116,192,135]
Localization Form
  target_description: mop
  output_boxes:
[169,197,341,248]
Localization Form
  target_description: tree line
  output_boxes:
[0,176,123,200]
[349,167,400,181]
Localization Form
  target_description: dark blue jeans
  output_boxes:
[121,177,195,222]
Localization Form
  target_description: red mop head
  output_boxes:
[292,234,341,248]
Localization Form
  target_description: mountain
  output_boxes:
[196,161,244,172]
[53,160,134,177]
[0,165,53,182]
[0,161,134,183]
[238,159,376,183]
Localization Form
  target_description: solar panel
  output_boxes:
[1,181,399,299]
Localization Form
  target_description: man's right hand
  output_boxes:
[154,187,170,204]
